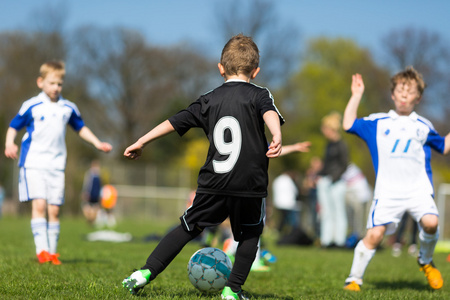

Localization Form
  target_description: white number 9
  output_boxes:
[213,116,242,173]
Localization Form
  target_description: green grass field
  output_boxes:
[1,216,450,299]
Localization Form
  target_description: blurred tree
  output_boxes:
[213,0,301,88]
[273,38,390,184]
[68,26,216,164]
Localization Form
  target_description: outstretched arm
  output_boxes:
[280,142,311,156]
[343,73,365,131]
[124,120,175,160]
[263,110,282,158]
[78,127,113,153]
[4,127,19,159]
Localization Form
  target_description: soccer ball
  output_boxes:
[187,247,233,293]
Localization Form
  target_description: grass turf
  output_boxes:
[1,216,449,299]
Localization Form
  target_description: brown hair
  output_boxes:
[390,66,426,96]
[39,60,65,79]
[220,34,259,76]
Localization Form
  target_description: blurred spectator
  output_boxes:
[81,160,102,225]
[272,171,301,235]
[317,112,349,248]
[302,156,322,238]
[391,213,419,257]
[342,163,372,238]
[0,184,4,218]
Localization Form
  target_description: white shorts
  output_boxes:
[367,194,439,235]
[19,168,65,205]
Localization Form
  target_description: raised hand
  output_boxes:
[351,73,365,98]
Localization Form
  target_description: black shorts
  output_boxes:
[180,193,265,241]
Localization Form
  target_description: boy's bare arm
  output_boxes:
[4,127,19,159]
[78,127,113,153]
[124,120,175,160]
[343,73,365,131]
[280,142,311,156]
[263,110,282,158]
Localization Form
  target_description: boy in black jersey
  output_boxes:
[122,34,284,299]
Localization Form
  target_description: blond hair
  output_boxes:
[390,66,426,96]
[220,34,259,76]
[321,112,342,131]
[39,60,65,79]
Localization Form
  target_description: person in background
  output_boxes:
[272,170,301,235]
[317,112,349,248]
[82,160,103,225]
[342,163,372,240]
[391,212,418,257]
[0,184,4,218]
[303,156,322,239]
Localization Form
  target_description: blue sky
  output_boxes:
[1,0,449,60]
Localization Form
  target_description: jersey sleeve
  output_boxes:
[346,117,377,144]
[257,88,285,125]
[10,111,31,131]
[168,100,203,136]
[426,129,446,154]
[66,104,85,131]
[9,102,38,130]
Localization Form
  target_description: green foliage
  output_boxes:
[1,217,450,299]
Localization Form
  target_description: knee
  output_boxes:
[363,227,385,248]
[420,215,439,234]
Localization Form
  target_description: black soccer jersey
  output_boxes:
[169,80,284,198]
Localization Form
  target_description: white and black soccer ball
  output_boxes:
[187,247,233,293]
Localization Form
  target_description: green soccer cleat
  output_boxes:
[122,269,151,295]
[221,286,250,300]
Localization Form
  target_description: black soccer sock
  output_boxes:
[226,235,259,293]
[142,224,202,280]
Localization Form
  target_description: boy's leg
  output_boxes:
[123,224,202,294]
[344,226,384,290]
[47,204,61,255]
[225,197,264,294]
[330,180,347,247]
[142,224,202,280]
[417,214,443,289]
[227,231,260,293]
[31,199,50,258]
[418,214,439,264]
[317,177,333,246]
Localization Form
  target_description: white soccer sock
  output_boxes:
[31,218,49,254]
[48,221,60,254]
[346,240,376,285]
[418,228,439,265]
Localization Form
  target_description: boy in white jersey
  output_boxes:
[342,67,450,291]
[4,61,112,264]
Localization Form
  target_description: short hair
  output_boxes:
[39,60,65,79]
[321,111,342,131]
[220,34,259,76]
[390,66,426,96]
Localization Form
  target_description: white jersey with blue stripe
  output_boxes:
[347,110,445,199]
[9,92,85,171]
